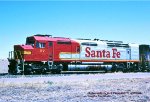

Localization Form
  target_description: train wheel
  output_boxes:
[118,63,125,72]
[111,63,117,72]
[104,68,108,73]
[111,66,117,72]
[122,68,127,73]
[51,69,61,74]
[42,68,47,74]
[56,69,61,74]
[63,64,68,71]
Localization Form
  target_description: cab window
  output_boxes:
[26,37,35,47]
[36,41,46,48]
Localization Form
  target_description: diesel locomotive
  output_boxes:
[8,34,150,74]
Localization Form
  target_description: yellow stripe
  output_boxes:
[59,52,79,54]
[60,58,139,62]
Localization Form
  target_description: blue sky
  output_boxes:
[0,1,150,59]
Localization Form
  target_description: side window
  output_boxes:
[49,42,53,46]
[36,41,46,48]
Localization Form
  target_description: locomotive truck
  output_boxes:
[8,34,150,74]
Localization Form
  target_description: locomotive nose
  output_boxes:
[13,45,33,59]
[19,45,33,55]
[20,45,34,50]
[14,45,33,52]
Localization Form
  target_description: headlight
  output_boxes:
[22,51,32,54]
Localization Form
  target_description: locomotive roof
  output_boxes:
[73,39,107,45]
[30,35,138,48]
[33,36,71,42]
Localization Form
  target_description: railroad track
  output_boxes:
[0,71,105,75]
[61,71,105,74]
[0,73,8,76]
[0,71,106,78]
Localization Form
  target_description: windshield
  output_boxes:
[26,37,35,47]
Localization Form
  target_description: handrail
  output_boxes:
[8,51,23,60]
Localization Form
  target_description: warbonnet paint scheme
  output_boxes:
[8,34,150,74]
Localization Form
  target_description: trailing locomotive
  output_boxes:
[8,34,150,74]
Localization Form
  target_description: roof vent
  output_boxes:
[34,34,52,37]
[77,38,91,40]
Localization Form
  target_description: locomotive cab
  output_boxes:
[8,34,63,74]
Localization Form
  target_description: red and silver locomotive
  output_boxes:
[8,34,150,74]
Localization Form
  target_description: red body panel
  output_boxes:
[17,36,80,62]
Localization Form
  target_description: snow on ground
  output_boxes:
[0,73,150,102]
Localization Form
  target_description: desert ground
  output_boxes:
[0,73,150,102]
